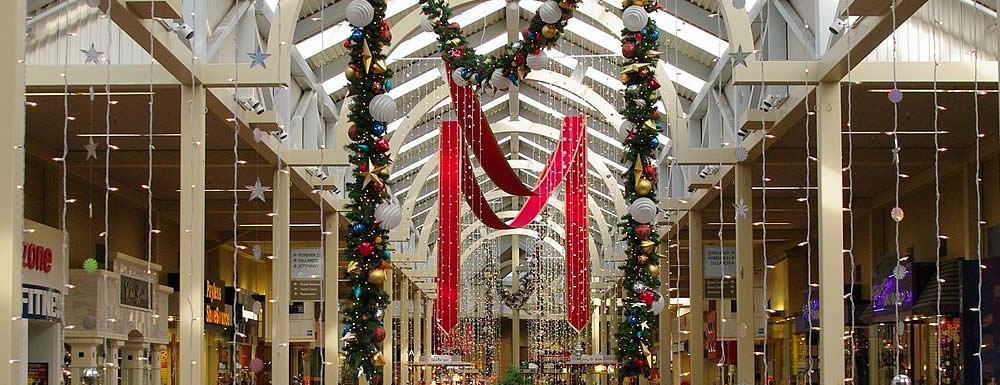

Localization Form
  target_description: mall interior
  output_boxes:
[1,0,999,385]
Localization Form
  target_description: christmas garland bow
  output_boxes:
[615,0,667,383]
[497,250,541,310]
[418,0,578,91]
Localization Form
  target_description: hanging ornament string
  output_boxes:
[969,2,985,384]
[614,0,663,382]
[929,0,942,383]
[341,0,401,383]
[757,5,773,385]
[418,0,577,91]
[844,3,857,385]
[230,4,241,376]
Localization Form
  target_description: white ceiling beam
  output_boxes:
[205,0,254,62]
[772,0,816,59]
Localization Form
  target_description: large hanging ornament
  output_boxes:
[635,178,653,196]
[526,53,548,70]
[541,24,559,39]
[891,375,912,385]
[369,94,397,122]
[374,200,403,229]
[346,0,375,27]
[368,269,386,285]
[651,293,666,315]
[452,68,469,86]
[890,207,904,222]
[622,6,649,32]
[490,70,512,90]
[629,197,658,224]
[538,0,563,24]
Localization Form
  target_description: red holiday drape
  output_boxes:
[437,120,461,336]
[566,127,590,331]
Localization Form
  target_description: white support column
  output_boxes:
[599,298,608,385]
[0,1,25,384]
[150,344,164,385]
[688,212,705,385]
[108,340,125,385]
[816,82,845,385]
[383,269,394,385]
[179,84,206,385]
[323,213,340,385]
[120,342,146,385]
[272,168,291,385]
[659,245,671,385]
[423,298,433,381]
[511,234,521,367]
[400,278,410,385]
[68,339,103,385]
[735,165,754,385]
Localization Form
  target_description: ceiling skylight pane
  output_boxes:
[649,12,727,57]
[388,0,506,62]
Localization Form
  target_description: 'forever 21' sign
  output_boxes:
[120,276,151,310]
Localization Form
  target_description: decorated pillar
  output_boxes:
[400,278,410,385]
[735,164,754,385]
[413,291,423,385]
[272,167,291,385]
[149,344,164,385]
[108,340,125,385]
[179,84,206,385]
[688,211,705,385]
[383,269,394,385]
[511,233,521,368]
[324,213,340,385]
[423,298,433,382]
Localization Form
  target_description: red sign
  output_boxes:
[22,242,53,273]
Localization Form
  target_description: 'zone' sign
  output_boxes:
[22,242,53,273]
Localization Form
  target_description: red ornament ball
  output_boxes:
[634,224,651,240]
[635,32,643,40]
[380,22,392,41]
[348,125,363,141]
[623,43,636,58]
[342,41,352,48]
[375,137,390,153]
[641,290,656,306]
[359,242,375,256]
[374,327,386,342]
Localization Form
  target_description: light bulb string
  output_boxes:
[890,0,903,379]
[804,74,814,385]
[230,1,240,379]
[103,0,113,368]
[845,1,858,384]
[970,1,984,383]
[930,0,942,384]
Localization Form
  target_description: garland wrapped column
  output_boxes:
[340,1,404,384]
[615,1,666,383]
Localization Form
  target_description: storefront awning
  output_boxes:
[912,260,962,316]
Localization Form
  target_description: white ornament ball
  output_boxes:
[490,70,512,90]
[526,53,548,70]
[650,292,666,315]
[346,0,375,27]
[630,197,658,224]
[452,68,469,87]
[538,0,563,24]
[891,375,911,385]
[375,200,403,230]
[369,94,397,122]
[420,15,436,33]
[622,5,649,32]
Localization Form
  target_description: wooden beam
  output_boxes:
[27,64,178,88]
[125,0,182,19]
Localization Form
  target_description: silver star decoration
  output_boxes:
[84,137,99,160]
[729,45,751,68]
[81,43,104,64]
[732,0,745,8]
[248,47,271,69]
[733,198,750,220]
[246,177,270,202]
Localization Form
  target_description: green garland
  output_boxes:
[615,0,665,383]
[340,1,396,384]
[418,0,578,89]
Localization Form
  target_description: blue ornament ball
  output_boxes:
[641,28,648,35]
[650,29,660,40]
[382,249,392,259]
[626,226,634,234]
[528,31,536,40]
[351,29,365,42]
[353,285,362,298]
[343,324,353,334]
[626,314,639,326]
[351,222,368,235]
[358,144,372,153]
[372,122,387,136]
[384,79,393,91]
[648,136,660,148]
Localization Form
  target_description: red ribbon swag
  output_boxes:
[437,76,591,335]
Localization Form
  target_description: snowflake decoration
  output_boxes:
[83,258,99,273]
[249,358,265,373]
[893,263,907,281]
[733,198,750,221]
[735,146,749,162]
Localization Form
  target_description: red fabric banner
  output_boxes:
[460,116,587,229]
[566,126,589,331]
[447,64,585,199]
[437,120,461,335]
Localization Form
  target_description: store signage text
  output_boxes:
[206,280,224,303]
[22,242,53,273]
[205,305,231,326]
[22,284,63,321]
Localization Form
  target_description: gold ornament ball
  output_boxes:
[636,178,653,195]
[375,236,383,244]
[542,25,559,39]
[368,269,386,285]
[648,263,659,276]
[345,66,361,81]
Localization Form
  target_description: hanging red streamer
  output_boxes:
[437,120,461,335]
[566,126,590,331]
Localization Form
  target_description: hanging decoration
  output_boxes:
[246,177,269,203]
[497,243,542,310]
[341,0,395,383]
[418,0,577,90]
[566,128,590,331]
[615,0,663,382]
[247,47,271,69]
[84,138,98,160]
[81,43,104,64]
[438,121,461,334]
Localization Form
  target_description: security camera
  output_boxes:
[737,127,751,139]
[829,18,849,35]
[306,167,328,181]
[276,130,288,142]
[236,96,265,115]
[758,94,787,112]
[698,165,720,179]
[172,22,194,40]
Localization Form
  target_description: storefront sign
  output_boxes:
[704,278,736,298]
[205,305,232,327]
[21,284,62,322]
[291,280,322,301]
[120,275,151,309]
[205,279,231,327]
[27,362,48,385]
[704,246,736,278]
[206,279,225,304]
